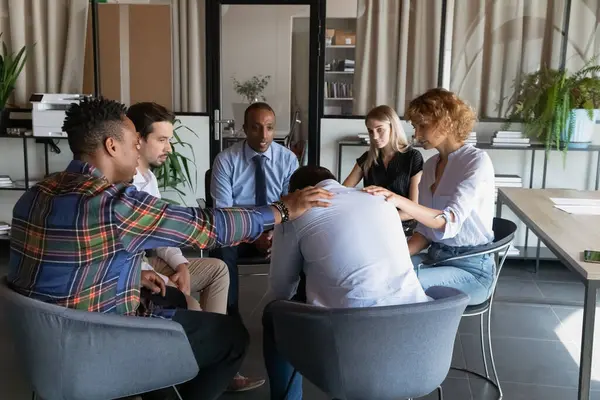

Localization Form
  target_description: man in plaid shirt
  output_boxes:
[7,97,332,400]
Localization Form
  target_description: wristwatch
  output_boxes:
[271,200,290,223]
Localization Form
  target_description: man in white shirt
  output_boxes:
[262,165,430,400]
[128,102,265,392]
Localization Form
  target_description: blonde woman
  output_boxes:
[343,105,423,234]
[364,89,496,306]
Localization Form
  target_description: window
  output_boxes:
[449,0,566,118]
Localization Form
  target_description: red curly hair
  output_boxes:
[405,88,477,142]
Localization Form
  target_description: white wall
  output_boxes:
[320,117,600,249]
[164,115,211,206]
[327,0,358,18]
[221,4,309,131]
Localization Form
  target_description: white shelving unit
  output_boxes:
[324,18,356,116]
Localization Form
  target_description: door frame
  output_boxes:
[205,0,325,165]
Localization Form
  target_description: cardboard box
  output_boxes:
[334,31,356,46]
[325,29,335,46]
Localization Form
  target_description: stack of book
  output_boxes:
[326,59,355,73]
[0,221,10,239]
[492,131,530,147]
[325,81,353,98]
[358,134,369,144]
[0,175,13,188]
[495,174,523,202]
[466,132,477,145]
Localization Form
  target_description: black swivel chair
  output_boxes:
[416,217,518,400]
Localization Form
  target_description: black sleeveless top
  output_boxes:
[356,147,424,198]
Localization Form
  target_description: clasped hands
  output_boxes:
[141,263,191,297]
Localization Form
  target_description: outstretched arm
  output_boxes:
[114,185,334,254]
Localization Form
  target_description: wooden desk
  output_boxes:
[496,188,600,400]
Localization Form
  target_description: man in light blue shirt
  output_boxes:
[210,102,299,316]
[262,165,430,400]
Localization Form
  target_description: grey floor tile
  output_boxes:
[534,264,581,283]
[418,377,473,400]
[493,278,545,301]
[448,334,469,379]
[551,305,600,344]
[471,380,578,400]
[500,265,536,281]
[458,303,563,340]
[536,281,586,304]
[460,334,582,388]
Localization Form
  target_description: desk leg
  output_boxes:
[578,280,598,400]
[337,142,343,181]
[495,196,503,266]
[525,149,536,250]
[595,150,600,191]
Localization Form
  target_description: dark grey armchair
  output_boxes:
[0,277,198,400]
[267,286,469,400]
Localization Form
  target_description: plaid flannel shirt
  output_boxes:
[8,160,274,318]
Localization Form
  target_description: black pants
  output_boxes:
[141,289,249,400]
[210,243,261,315]
[173,311,249,399]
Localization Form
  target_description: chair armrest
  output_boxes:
[420,241,512,268]
[49,310,198,399]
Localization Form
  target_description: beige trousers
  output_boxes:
[150,257,229,315]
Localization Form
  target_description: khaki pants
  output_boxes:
[150,257,229,315]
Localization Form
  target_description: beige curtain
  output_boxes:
[565,0,600,71]
[171,0,206,113]
[0,0,89,107]
[450,0,565,118]
[353,0,442,116]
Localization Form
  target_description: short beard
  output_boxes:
[149,160,164,169]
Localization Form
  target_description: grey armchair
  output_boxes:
[0,277,198,400]
[267,286,469,400]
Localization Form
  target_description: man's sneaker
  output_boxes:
[226,372,266,392]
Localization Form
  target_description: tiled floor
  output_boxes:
[1,258,600,399]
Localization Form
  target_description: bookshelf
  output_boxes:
[324,18,356,116]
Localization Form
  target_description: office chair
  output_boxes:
[417,217,517,400]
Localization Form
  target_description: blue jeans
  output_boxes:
[412,242,496,305]
[263,307,303,400]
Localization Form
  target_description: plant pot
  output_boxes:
[232,102,249,132]
[560,108,600,149]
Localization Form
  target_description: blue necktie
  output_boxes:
[253,155,267,206]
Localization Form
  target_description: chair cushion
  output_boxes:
[464,299,491,316]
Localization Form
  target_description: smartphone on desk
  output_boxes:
[583,250,600,263]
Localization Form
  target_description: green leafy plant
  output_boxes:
[505,57,600,153]
[153,119,198,205]
[232,74,271,103]
[0,33,30,109]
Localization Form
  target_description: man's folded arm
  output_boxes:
[113,186,275,254]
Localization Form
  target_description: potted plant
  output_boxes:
[505,59,600,153]
[231,74,271,130]
[0,33,30,126]
[153,119,198,205]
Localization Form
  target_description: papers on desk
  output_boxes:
[551,198,600,215]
